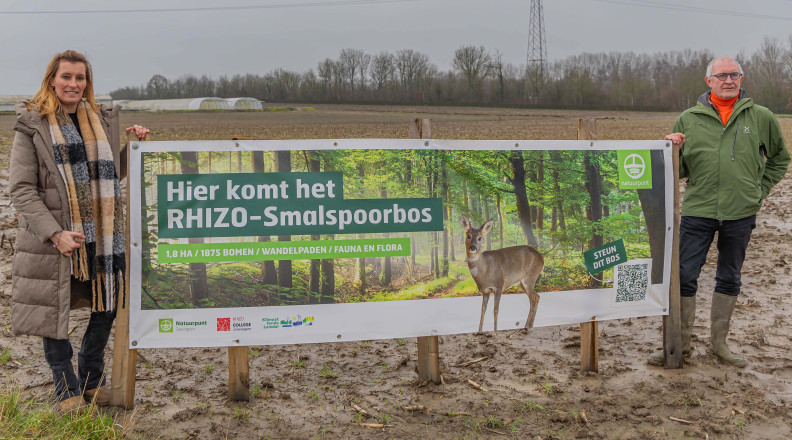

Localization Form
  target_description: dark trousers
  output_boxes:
[679,215,756,298]
[43,310,116,401]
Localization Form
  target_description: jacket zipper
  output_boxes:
[731,124,739,161]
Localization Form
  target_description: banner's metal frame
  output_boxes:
[128,139,674,349]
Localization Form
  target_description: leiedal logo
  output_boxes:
[617,150,652,189]
[159,318,173,333]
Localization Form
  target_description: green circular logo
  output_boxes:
[624,153,646,179]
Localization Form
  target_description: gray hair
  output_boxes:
[706,56,744,77]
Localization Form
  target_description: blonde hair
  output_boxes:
[27,50,99,119]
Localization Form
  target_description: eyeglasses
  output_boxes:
[710,72,743,81]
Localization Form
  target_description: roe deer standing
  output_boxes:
[461,215,544,333]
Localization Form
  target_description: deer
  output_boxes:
[461,214,544,334]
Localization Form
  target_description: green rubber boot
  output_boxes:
[710,292,748,368]
[647,296,696,366]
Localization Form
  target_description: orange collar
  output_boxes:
[710,93,739,126]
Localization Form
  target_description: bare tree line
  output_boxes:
[111,36,792,113]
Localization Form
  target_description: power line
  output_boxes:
[593,0,792,21]
[0,0,420,15]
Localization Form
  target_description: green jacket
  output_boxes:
[674,90,790,220]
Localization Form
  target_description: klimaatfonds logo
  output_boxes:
[617,150,652,189]
[159,318,173,333]
[262,315,315,329]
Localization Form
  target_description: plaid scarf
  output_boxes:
[48,101,125,312]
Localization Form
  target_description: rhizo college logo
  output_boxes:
[217,317,252,331]
[623,153,646,179]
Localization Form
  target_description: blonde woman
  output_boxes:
[10,50,149,412]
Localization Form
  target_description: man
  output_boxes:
[649,56,790,368]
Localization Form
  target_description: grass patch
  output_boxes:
[0,386,137,439]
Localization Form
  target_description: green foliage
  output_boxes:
[318,365,339,379]
[140,147,661,308]
[0,346,11,366]
[0,386,135,439]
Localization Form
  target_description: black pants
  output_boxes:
[679,215,756,298]
[43,310,116,401]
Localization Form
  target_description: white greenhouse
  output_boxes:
[119,97,261,112]
[225,97,263,110]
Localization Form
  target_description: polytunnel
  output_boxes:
[225,97,262,110]
[120,97,231,111]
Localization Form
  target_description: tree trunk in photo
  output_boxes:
[482,197,491,251]
[380,187,392,285]
[549,151,567,233]
[180,151,209,306]
[536,153,545,243]
[440,158,449,277]
[275,151,292,294]
[253,151,277,285]
[637,149,667,284]
[584,151,604,288]
[432,231,440,279]
[496,194,504,248]
[356,253,367,296]
[509,150,538,247]
[410,236,416,268]
[320,258,335,304]
[308,152,322,301]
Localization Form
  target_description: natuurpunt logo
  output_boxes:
[159,318,173,333]
[617,150,652,190]
[623,153,646,179]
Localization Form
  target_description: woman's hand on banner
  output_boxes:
[125,125,151,140]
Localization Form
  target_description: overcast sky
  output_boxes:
[2,0,791,95]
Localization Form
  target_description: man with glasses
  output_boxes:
[649,56,789,368]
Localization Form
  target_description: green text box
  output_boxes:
[157,172,443,238]
[158,238,411,263]
[583,239,627,274]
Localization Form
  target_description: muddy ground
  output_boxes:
[1,106,791,439]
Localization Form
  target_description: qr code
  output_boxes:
[615,263,649,303]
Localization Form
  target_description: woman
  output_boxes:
[10,50,149,412]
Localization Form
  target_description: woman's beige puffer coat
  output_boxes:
[10,102,123,339]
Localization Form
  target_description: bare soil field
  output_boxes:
[1,104,791,439]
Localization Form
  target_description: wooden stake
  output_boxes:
[110,132,150,409]
[411,118,442,385]
[577,119,599,373]
[663,143,683,368]
[228,346,250,401]
[580,317,598,372]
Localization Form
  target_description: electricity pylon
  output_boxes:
[526,0,547,104]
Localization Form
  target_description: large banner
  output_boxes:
[129,140,673,348]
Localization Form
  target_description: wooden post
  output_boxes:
[577,119,599,372]
[225,135,254,399]
[110,132,151,409]
[411,118,442,384]
[228,346,250,401]
[663,144,683,368]
[580,317,598,372]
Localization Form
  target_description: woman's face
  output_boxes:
[50,61,86,113]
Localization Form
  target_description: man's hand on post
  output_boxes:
[665,133,685,147]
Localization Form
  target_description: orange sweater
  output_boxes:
[710,93,738,126]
